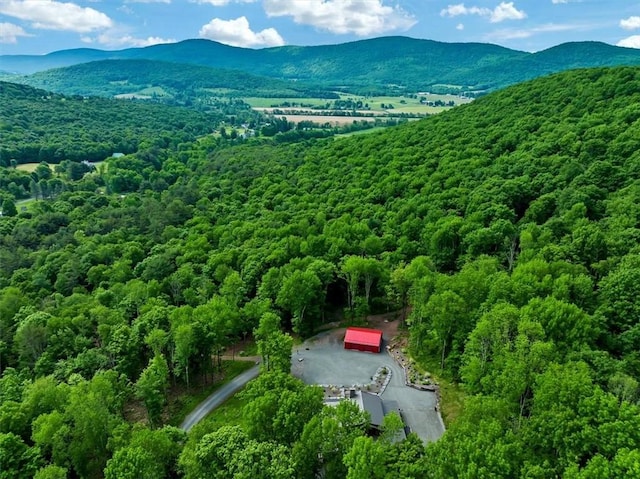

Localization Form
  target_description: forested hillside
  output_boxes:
[0,81,225,166]
[1,67,640,477]
[18,59,337,102]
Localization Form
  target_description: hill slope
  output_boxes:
[170,67,640,473]
[0,81,218,164]
[5,36,640,92]
[17,59,337,101]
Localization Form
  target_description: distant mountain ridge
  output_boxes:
[3,36,640,91]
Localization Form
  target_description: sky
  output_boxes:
[1,0,640,56]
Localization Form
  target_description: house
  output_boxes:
[353,390,385,429]
[328,389,406,440]
[344,327,383,353]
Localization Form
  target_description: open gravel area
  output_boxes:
[291,325,445,443]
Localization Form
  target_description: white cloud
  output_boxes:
[192,0,257,5]
[456,23,464,30]
[97,33,176,47]
[441,2,526,23]
[441,4,490,18]
[487,23,580,41]
[0,22,33,43]
[621,16,640,31]
[0,0,112,32]
[124,0,171,3]
[85,32,176,48]
[199,16,284,47]
[490,2,525,23]
[263,0,416,36]
[617,35,640,49]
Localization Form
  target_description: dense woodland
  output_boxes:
[0,82,224,166]
[2,66,640,477]
[17,59,338,104]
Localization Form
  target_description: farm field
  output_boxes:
[244,92,473,115]
[262,114,380,126]
[114,86,170,99]
[243,96,331,108]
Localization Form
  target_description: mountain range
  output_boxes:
[3,36,640,93]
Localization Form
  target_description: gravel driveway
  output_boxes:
[291,329,445,443]
[180,364,260,432]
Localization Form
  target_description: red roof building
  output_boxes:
[344,327,383,353]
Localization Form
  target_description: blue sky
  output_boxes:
[1,0,639,55]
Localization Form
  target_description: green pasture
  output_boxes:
[15,163,39,173]
[246,92,472,116]
[203,87,239,95]
[335,126,389,138]
[138,86,170,96]
[16,160,105,173]
[15,197,37,213]
[431,83,464,89]
[115,93,150,99]
[244,97,332,108]
[392,105,447,114]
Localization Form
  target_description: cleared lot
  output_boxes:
[291,329,445,443]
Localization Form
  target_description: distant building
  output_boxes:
[344,327,383,353]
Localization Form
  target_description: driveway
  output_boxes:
[180,364,260,432]
[291,330,444,443]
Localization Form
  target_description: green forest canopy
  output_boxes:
[16,59,339,102]
[0,81,221,165]
[1,66,640,477]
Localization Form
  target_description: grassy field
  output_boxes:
[335,126,389,137]
[15,197,37,214]
[115,93,152,99]
[113,86,170,99]
[247,92,472,117]
[203,87,237,95]
[269,114,379,126]
[431,83,464,90]
[392,105,449,114]
[15,163,40,173]
[244,96,332,108]
[138,86,170,96]
[16,160,105,173]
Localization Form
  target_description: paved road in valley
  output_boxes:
[180,363,260,432]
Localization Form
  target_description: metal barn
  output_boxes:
[343,327,383,353]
